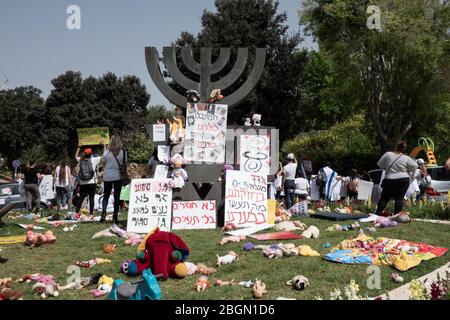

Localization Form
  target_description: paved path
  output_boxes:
[413,219,450,225]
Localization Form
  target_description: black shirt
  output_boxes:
[24,167,40,185]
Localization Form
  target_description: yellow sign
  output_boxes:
[76,127,110,146]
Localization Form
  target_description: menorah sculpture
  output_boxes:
[145,47,266,108]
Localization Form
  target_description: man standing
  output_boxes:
[23,160,43,213]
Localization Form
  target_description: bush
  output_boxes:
[282,114,381,174]
[122,131,153,164]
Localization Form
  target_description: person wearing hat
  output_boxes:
[414,158,430,200]
[282,153,298,209]
[74,141,106,219]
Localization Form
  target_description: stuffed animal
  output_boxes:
[301,226,320,239]
[244,118,251,126]
[169,154,188,189]
[208,89,224,103]
[287,275,309,291]
[252,114,261,126]
[0,278,23,300]
[216,251,239,266]
[215,279,235,287]
[274,221,306,232]
[30,275,59,299]
[194,276,211,292]
[25,229,56,247]
[120,260,132,274]
[126,228,190,279]
[218,235,246,246]
[252,279,267,299]
[239,280,254,288]
[374,217,398,228]
[103,243,117,254]
[391,273,404,283]
[186,90,200,103]
[297,245,320,257]
[91,275,114,297]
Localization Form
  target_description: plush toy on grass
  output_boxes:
[24,226,56,248]
[91,275,114,297]
[103,243,117,254]
[390,212,411,224]
[287,275,309,291]
[374,217,398,228]
[391,273,404,283]
[194,276,211,292]
[30,275,60,299]
[218,235,246,246]
[252,279,267,299]
[301,226,320,238]
[216,251,239,267]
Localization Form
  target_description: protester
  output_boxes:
[294,170,310,203]
[101,135,127,224]
[374,141,418,215]
[75,142,105,219]
[414,158,430,201]
[23,160,44,213]
[317,161,337,202]
[345,169,359,202]
[273,162,283,200]
[49,159,71,220]
[282,153,297,209]
[148,148,162,177]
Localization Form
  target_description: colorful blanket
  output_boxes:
[324,234,448,271]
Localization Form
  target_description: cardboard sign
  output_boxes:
[240,135,271,175]
[224,170,268,228]
[154,165,169,179]
[127,179,172,233]
[76,127,110,146]
[39,175,55,200]
[172,200,216,230]
[184,103,228,163]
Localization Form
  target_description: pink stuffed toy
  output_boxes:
[374,217,398,228]
[25,228,56,248]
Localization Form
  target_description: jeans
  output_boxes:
[55,186,70,212]
[284,180,296,209]
[24,184,40,212]
[76,184,96,215]
[375,178,410,214]
[102,180,122,217]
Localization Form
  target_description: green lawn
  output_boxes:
[1,210,449,300]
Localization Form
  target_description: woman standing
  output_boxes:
[75,143,105,219]
[282,153,297,209]
[375,141,418,215]
[49,159,71,220]
[101,135,127,224]
[23,160,44,213]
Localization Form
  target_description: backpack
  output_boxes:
[79,158,95,181]
[316,168,327,187]
[347,178,358,192]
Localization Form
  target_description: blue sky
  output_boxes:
[0,0,315,108]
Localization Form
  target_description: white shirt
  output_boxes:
[294,177,310,195]
[76,156,101,185]
[283,163,297,181]
[54,165,70,187]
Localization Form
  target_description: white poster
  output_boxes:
[127,179,172,233]
[357,180,374,201]
[224,170,268,228]
[172,200,216,230]
[184,103,228,163]
[239,135,271,175]
[154,165,169,179]
[152,124,166,142]
[39,175,55,200]
[157,145,171,164]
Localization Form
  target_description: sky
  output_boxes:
[0,0,315,108]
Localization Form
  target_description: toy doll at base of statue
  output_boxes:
[169,154,188,191]
[166,106,185,155]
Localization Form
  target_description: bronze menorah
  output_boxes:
[145,47,266,107]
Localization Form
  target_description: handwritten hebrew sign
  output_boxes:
[240,135,270,175]
[224,170,268,228]
[76,127,110,146]
[172,200,216,230]
[39,175,55,200]
[183,103,228,164]
[127,179,172,233]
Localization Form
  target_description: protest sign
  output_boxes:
[224,170,268,228]
[39,175,55,200]
[127,179,172,233]
[157,145,170,164]
[172,200,216,230]
[154,165,169,179]
[239,134,270,175]
[76,127,110,146]
[183,103,228,163]
[152,124,166,142]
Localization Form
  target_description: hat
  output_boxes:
[416,158,425,165]
[84,148,93,155]
[287,153,295,160]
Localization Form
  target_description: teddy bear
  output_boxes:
[25,229,56,248]
[169,153,188,190]
[287,275,309,291]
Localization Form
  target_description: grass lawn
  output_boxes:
[1,210,449,300]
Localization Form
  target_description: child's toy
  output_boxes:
[262,247,283,259]
[186,89,200,103]
[169,154,188,189]
[287,275,309,291]
[216,251,239,266]
[326,222,360,232]
[124,235,142,246]
[252,114,261,126]
[91,275,114,297]
[337,207,353,214]
[391,273,404,283]
[184,262,198,276]
[208,89,224,103]
[239,280,254,288]
[196,263,216,275]
[107,269,162,300]
[58,273,103,290]
[323,243,332,248]
[194,276,211,292]
[297,245,320,257]
[390,212,411,224]
[374,217,398,228]
[63,225,77,232]
[166,116,184,144]
[222,222,237,232]
[215,279,235,287]
[75,258,111,268]
[243,242,256,251]
[126,228,190,279]
[274,221,306,232]
[30,275,59,299]
[301,226,320,239]
[218,235,246,245]
[103,243,117,254]
[252,279,267,299]
[244,118,251,126]
[0,278,23,300]
[24,227,56,248]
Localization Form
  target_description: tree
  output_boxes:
[0,86,46,162]
[173,0,307,140]
[301,0,450,151]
